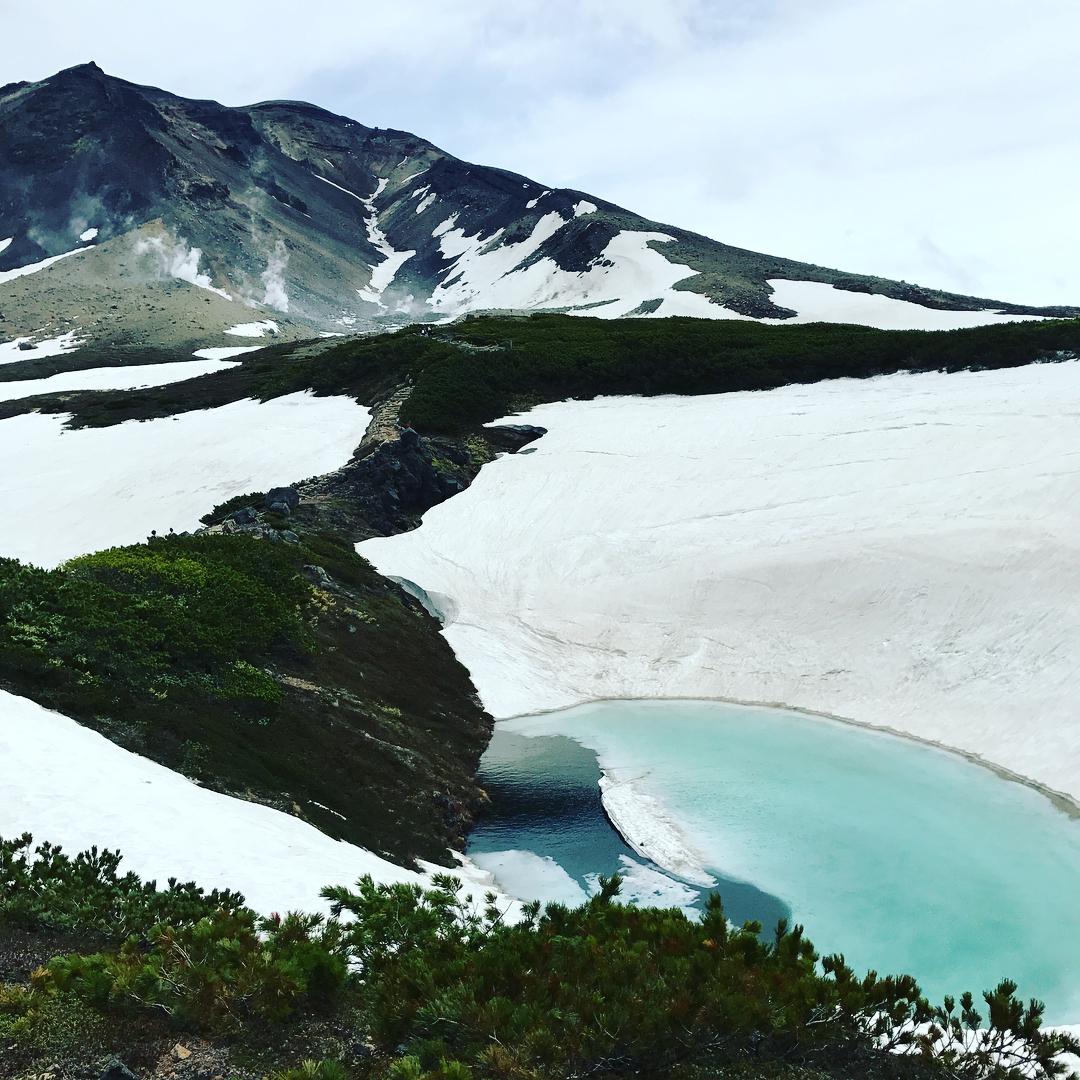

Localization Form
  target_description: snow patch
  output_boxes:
[432,214,458,239]
[79,227,98,242]
[0,237,11,255]
[767,279,1043,330]
[314,174,365,203]
[0,359,242,403]
[573,200,598,216]
[224,320,279,338]
[641,290,754,320]
[416,190,437,215]
[357,181,415,306]
[429,225,745,320]
[526,191,550,209]
[0,392,368,567]
[192,346,263,360]
[428,212,571,312]
[0,688,509,916]
[0,331,82,360]
[0,245,91,285]
[316,173,415,307]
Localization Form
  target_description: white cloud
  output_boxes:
[4,0,1077,305]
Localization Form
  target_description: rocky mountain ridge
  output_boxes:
[2,62,1076,353]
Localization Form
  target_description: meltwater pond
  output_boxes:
[468,700,1080,1022]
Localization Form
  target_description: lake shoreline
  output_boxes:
[500,693,1080,822]
[491,698,1080,1023]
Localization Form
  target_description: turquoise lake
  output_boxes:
[467,700,1080,1023]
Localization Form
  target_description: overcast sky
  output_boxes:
[3,0,1077,304]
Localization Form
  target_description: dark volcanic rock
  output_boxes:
[486,423,547,453]
[330,432,473,535]
[264,485,300,513]
[100,1060,138,1080]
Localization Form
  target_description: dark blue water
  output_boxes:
[469,729,789,927]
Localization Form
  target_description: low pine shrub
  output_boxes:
[3,834,1077,1078]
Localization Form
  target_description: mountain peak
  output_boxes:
[0,65,1075,353]
[54,60,106,79]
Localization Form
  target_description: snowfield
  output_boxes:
[0,392,368,567]
[0,357,241,402]
[224,319,279,337]
[0,689,504,915]
[766,279,1043,330]
[429,222,748,320]
[316,174,416,307]
[0,244,92,284]
[418,211,1039,327]
[192,345,263,360]
[0,330,82,360]
[360,361,1080,808]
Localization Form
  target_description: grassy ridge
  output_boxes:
[0,533,491,863]
[397,315,1080,431]
[7,313,1077,435]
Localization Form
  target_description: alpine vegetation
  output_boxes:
[2,834,1077,1079]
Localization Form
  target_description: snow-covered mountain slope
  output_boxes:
[0,392,368,566]
[0,688,505,915]
[359,360,1080,808]
[1,63,1074,354]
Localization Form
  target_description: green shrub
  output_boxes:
[0,833,246,938]
[0,534,311,721]
[397,315,1080,433]
[3,836,1077,1077]
[323,874,1080,1080]
[40,909,347,1030]
[0,984,114,1060]
[273,1061,350,1080]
